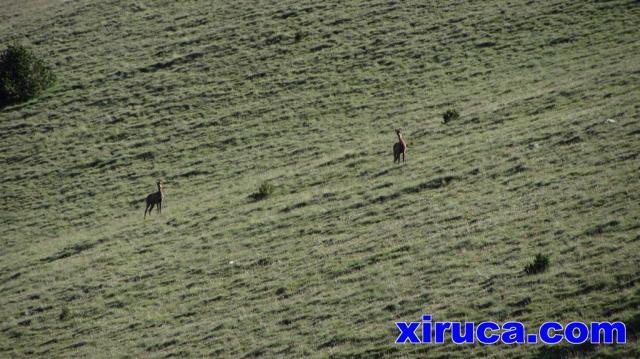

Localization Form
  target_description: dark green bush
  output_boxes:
[294,31,306,43]
[59,306,71,321]
[0,43,55,105]
[258,182,274,198]
[251,182,274,201]
[524,253,550,275]
[442,109,460,124]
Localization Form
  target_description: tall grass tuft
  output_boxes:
[442,109,460,124]
[524,253,550,275]
[251,182,275,201]
[59,307,71,321]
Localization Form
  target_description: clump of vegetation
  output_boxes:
[252,182,274,201]
[0,43,55,106]
[259,182,274,197]
[294,31,306,43]
[59,306,71,321]
[442,109,460,124]
[524,253,550,275]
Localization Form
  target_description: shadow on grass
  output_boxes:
[0,97,25,111]
[40,240,99,263]
[533,343,597,359]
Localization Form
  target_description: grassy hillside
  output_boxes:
[1,0,639,357]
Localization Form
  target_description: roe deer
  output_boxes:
[393,129,407,163]
[144,180,164,219]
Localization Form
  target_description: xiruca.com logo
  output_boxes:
[395,315,626,345]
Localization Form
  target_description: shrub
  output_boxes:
[0,43,55,106]
[442,109,460,124]
[294,31,306,43]
[59,306,71,321]
[524,253,550,275]
[252,182,274,201]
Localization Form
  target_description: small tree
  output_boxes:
[0,43,55,105]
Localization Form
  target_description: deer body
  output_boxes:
[144,181,164,219]
[393,129,407,163]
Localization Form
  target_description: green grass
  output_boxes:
[1,0,639,357]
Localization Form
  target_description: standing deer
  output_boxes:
[393,129,407,163]
[144,180,164,219]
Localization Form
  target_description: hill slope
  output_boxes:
[1,0,639,357]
